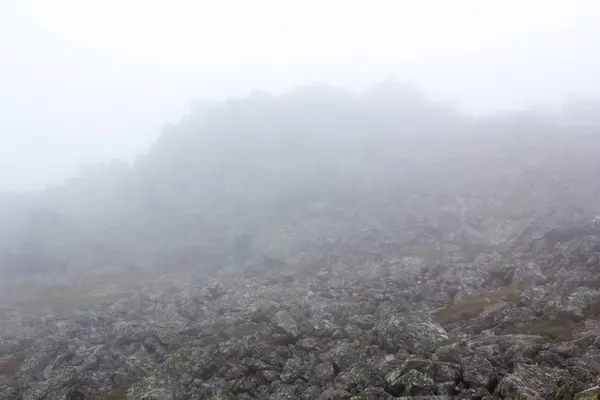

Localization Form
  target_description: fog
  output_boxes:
[5,3,600,396]
[2,0,600,191]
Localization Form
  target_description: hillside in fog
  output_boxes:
[2,82,600,399]
[2,81,599,278]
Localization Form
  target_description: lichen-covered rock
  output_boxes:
[430,362,461,383]
[432,342,463,364]
[334,364,384,393]
[386,368,435,396]
[435,381,458,396]
[512,261,547,286]
[460,353,496,390]
[318,388,354,400]
[574,386,600,400]
[314,362,337,387]
[494,363,555,400]
[519,286,548,313]
[375,314,449,355]
[326,342,360,371]
[356,386,395,399]
[206,390,236,400]
[140,387,175,400]
[272,310,301,338]
[375,354,404,378]
[544,288,590,321]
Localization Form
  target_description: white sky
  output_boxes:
[1,0,600,191]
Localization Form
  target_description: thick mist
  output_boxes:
[1,80,599,283]
[3,3,600,399]
[2,0,600,191]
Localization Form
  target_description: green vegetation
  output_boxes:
[499,319,581,341]
[14,269,160,315]
[95,385,128,400]
[0,356,23,377]
[432,284,525,326]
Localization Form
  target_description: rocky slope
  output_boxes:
[2,215,600,400]
[3,86,600,399]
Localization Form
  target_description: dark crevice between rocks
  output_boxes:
[486,375,500,394]
[383,381,405,397]
[332,362,342,376]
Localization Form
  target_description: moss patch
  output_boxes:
[499,319,581,341]
[11,269,184,315]
[432,284,525,326]
[95,385,128,400]
[0,356,23,376]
